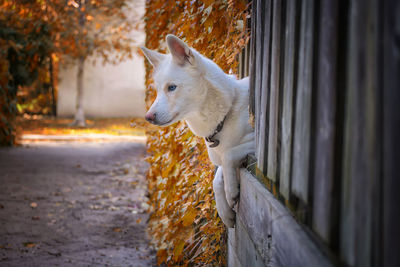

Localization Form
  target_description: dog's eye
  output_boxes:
[167,85,177,92]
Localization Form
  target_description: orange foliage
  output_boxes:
[0,51,14,145]
[144,0,249,265]
[0,0,139,144]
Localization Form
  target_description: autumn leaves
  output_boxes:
[144,0,249,265]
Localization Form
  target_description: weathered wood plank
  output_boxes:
[254,0,264,160]
[382,2,400,266]
[239,48,245,79]
[244,40,250,77]
[228,228,243,267]
[230,220,265,267]
[361,2,380,267]
[311,0,339,244]
[239,32,250,80]
[340,0,380,265]
[237,1,400,267]
[339,1,362,263]
[266,0,282,182]
[237,169,333,267]
[291,0,315,203]
[256,0,272,174]
[279,0,298,199]
[248,0,257,126]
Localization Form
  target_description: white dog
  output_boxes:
[141,35,254,228]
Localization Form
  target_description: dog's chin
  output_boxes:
[157,121,175,127]
[155,114,180,127]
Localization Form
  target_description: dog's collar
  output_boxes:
[205,116,227,148]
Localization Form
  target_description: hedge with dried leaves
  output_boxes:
[144,0,249,265]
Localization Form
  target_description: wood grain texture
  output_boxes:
[239,41,250,80]
[291,0,314,203]
[254,0,264,158]
[266,0,282,182]
[363,1,380,266]
[238,170,333,267]
[340,0,380,265]
[382,2,400,266]
[227,228,241,267]
[244,40,250,77]
[311,0,339,244]
[279,0,298,199]
[239,47,245,79]
[248,0,257,126]
[257,0,272,174]
[249,1,257,123]
[235,219,265,267]
[237,1,400,266]
[339,1,361,263]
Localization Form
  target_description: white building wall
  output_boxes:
[57,0,146,118]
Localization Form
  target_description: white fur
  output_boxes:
[141,35,255,228]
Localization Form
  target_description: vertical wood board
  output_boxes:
[382,2,400,266]
[311,0,339,244]
[254,0,264,158]
[249,0,257,127]
[279,0,298,199]
[266,0,283,181]
[291,0,315,203]
[257,0,273,174]
[339,1,378,265]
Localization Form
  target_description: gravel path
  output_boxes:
[0,140,155,267]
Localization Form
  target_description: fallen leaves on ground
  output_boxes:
[15,115,154,140]
[23,242,36,248]
[113,227,122,233]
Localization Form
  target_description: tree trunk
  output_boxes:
[72,0,86,127]
[73,56,85,127]
[49,55,56,117]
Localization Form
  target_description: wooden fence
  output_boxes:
[232,0,400,266]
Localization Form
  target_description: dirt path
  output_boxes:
[0,140,155,266]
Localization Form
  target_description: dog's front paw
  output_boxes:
[218,205,236,228]
[225,184,239,208]
[213,168,236,228]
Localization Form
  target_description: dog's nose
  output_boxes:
[145,112,156,123]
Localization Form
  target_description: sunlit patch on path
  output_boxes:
[19,134,147,145]
[15,116,154,141]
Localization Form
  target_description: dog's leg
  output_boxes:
[222,141,254,208]
[213,166,235,228]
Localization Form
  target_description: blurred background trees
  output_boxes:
[0,0,138,145]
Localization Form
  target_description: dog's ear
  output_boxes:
[166,34,194,66]
[140,47,165,68]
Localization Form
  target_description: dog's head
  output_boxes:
[141,35,207,126]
